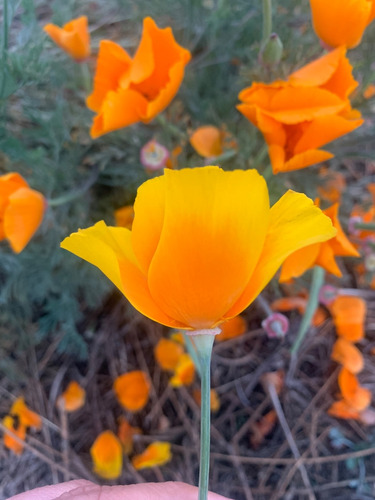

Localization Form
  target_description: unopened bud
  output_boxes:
[259,33,283,67]
[262,313,289,339]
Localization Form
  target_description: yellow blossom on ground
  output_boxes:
[90,430,123,479]
[131,441,172,470]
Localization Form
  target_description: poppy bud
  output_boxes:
[259,33,283,67]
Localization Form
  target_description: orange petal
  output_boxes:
[114,205,135,229]
[4,187,45,253]
[189,126,223,158]
[328,399,360,420]
[147,167,270,329]
[279,243,321,282]
[117,416,141,455]
[280,149,334,173]
[56,381,86,412]
[330,296,366,341]
[3,415,27,455]
[90,431,123,479]
[154,338,184,371]
[338,367,371,411]
[270,296,308,314]
[331,338,364,374]
[131,441,171,470]
[169,354,195,387]
[215,315,247,342]
[113,371,150,412]
[10,397,42,430]
[309,0,372,49]
[44,16,90,61]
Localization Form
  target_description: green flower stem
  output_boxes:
[290,266,325,356]
[262,0,272,42]
[48,165,100,207]
[192,333,215,500]
[80,62,92,94]
[155,114,185,139]
[183,332,202,377]
[0,0,9,99]
[354,222,375,231]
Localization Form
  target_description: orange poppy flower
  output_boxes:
[330,296,366,342]
[331,338,364,374]
[86,17,191,138]
[310,0,375,49]
[114,205,135,229]
[169,353,195,387]
[131,441,171,470]
[117,416,141,455]
[90,430,123,479]
[0,173,45,253]
[56,381,86,412]
[238,47,363,173]
[338,367,371,411]
[10,397,42,430]
[154,338,184,371]
[215,315,247,342]
[280,202,359,281]
[43,16,90,61]
[113,371,150,412]
[2,415,27,455]
[61,167,336,331]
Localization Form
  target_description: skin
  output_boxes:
[8,480,232,500]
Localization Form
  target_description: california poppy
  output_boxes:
[10,397,42,430]
[0,173,45,253]
[280,201,359,281]
[90,431,123,479]
[61,167,336,331]
[238,47,363,173]
[310,0,375,49]
[44,16,90,61]
[113,371,150,412]
[154,337,184,371]
[131,441,171,470]
[86,17,191,138]
[2,415,27,455]
[56,381,86,412]
[169,353,195,387]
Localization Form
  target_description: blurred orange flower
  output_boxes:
[2,415,26,455]
[280,202,359,281]
[215,315,247,342]
[328,399,361,420]
[238,47,363,173]
[10,397,42,430]
[193,388,220,412]
[154,338,184,371]
[364,84,375,99]
[169,353,195,387]
[61,167,336,331]
[338,367,371,411]
[90,430,123,479]
[113,371,150,412]
[117,416,141,455]
[44,16,90,61]
[114,205,134,229]
[331,338,364,374]
[86,17,191,138]
[189,125,237,159]
[131,441,171,470]
[310,0,375,49]
[0,173,45,253]
[56,381,86,412]
[331,296,366,342]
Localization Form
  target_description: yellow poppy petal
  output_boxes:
[3,416,26,455]
[225,190,336,318]
[90,431,123,479]
[10,397,42,429]
[131,441,172,470]
[61,221,183,328]
[147,167,270,329]
[279,243,321,282]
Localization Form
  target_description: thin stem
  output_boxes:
[193,334,214,500]
[262,0,272,43]
[0,0,9,99]
[48,165,99,207]
[80,62,91,94]
[183,332,202,377]
[290,266,325,356]
[354,222,375,231]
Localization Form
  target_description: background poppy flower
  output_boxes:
[154,337,184,371]
[131,441,171,470]
[238,48,363,173]
[44,16,90,61]
[2,415,27,455]
[0,173,45,253]
[61,166,336,331]
[86,17,191,138]
[279,201,359,281]
[56,381,86,412]
[331,296,366,341]
[113,371,150,412]
[310,0,375,49]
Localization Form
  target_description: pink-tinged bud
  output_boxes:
[262,313,289,339]
[318,284,338,307]
[140,139,169,171]
[348,216,363,236]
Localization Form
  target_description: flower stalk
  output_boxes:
[290,266,325,355]
[192,333,215,500]
[262,0,273,42]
